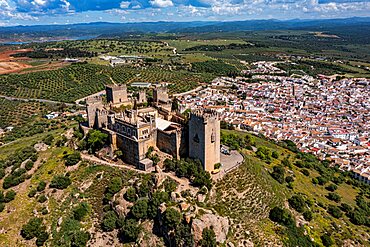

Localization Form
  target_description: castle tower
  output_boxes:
[188,109,220,172]
[138,90,147,104]
[106,84,128,105]
[86,96,103,128]
[153,86,169,105]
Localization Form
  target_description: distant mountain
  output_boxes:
[1,17,370,42]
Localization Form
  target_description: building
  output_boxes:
[188,109,221,172]
[86,84,218,172]
[106,85,130,106]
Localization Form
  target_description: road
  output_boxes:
[75,90,105,104]
[0,94,81,107]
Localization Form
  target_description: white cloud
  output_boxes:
[150,0,174,8]
[120,1,130,8]
[33,0,47,6]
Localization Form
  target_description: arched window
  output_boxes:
[211,129,215,143]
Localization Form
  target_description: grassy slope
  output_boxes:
[213,130,368,246]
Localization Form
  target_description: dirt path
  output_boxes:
[0,94,79,107]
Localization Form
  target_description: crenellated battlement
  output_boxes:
[191,109,219,122]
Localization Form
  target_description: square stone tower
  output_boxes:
[106,85,128,105]
[188,109,220,172]
[153,86,169,105]
[86,96,104,128]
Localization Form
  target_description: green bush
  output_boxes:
[25,161,34,171]
[271,165,285,184]
[119,219,141,243]
[199,227,217,247]
[37,181,47,192]
[163,208,181,230]
[327,205,342,218]
[64,151,81,166]
[327,193,341,203]
[101,211,118,232]
[4,190,16,202]
[303,211,313,221]
[50,175,71,189]
[28,189,37,198]
[73,202,90,221]
[288,195,306,213]
[124,187,137,203]
[131,199,149,219]
[269,206,294,227]
[0,202,5,212]
[37,195,48,203]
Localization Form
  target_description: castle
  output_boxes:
[86,84,220,172]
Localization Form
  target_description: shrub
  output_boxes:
[131,199,149,219]
[101,211,118,232]
[199,227,217,247]
[25,161,34,171]
[288,195,306,213]
[64,151,81,166]
[73,202,90,221]
[301,169,310,176]
[163,208,181,230]
[327,205,342,218]
[124,187,137,203]
[0,202,5,212]
[4,190,16,202]
[50,175,71,189]
[325,184,338,192]
[42,134,54,146]
[70,230,90,247]
[37,181,47,192]
[272,151,279,159]
[21,218,46,240]
[119,219,141,243]
[321,234,333,247]
[28,189,37,198]
[327,193,341,203]
[285,176,294,183]
[303,211,313,221]
[271,165,285,184]
[37,195,47,203]
[269,206,295,227]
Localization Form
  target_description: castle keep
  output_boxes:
[86,84,220,172]
[189,110,221,171]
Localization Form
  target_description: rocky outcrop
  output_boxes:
[192,213,229,244]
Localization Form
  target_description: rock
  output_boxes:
[197,194,206,203]
[114,198,132,217]
[171,192,179,202]
[192,213,229,244]
[180,202,190,211]
[184,212,195,224]
[34,142,49,152]
[228,242,235,247]
[57,217,63,226]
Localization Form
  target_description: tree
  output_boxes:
[124,187,137,203]
[327,205,342,218]
[86,130,108,153]
[301,169,310,176]
[64,151,81,166]
[106,177,123,195]
[101,210,118,232]
[325,184,338,192]
[327,193,341,203]
[70,230,90,247]
[73,202,90,221]
[271,165,285,184]
[163,208,181,230]
[4,190,16,202]
[42,134,54,146]
[303,211,313,221]
[175,223,194,247]
[21,218,46,240]
[288,195,306,213]
[119,219,141,243]
[321,234,333,247]
[36,231,49,246]
[37,181,46,192]
[199,227,217,247]
[272,151,279,159]
[25,161,34,171]
[50,175,71,189]
[131,199,149,219]
[37,194,47,203]
[269,206,295,227]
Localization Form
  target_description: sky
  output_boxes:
[0,0,370,26]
